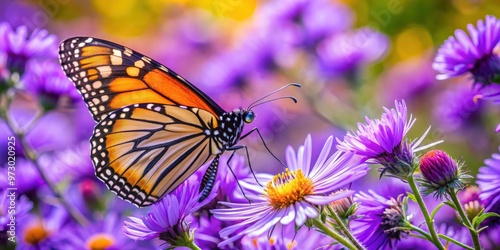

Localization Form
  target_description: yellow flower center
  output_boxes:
[265,169,314,209]
[24,224,49,245]
[86,233,115,250]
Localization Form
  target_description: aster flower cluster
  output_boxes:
[1,4,500,250]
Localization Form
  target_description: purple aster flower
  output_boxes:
[419,150,472,199]
[337,100,442,179]
[477,147,500,210]
[351,190,410,249]
[317,28,389,76]
[474,150,500,247]
[123,180,218,248]
[22,60,81,110]
[433,15,500,87]
[0,190,32,239]
[240,223,333,250]
[211,135,368,247]
[0,22,57,75]
[58,213,141,250]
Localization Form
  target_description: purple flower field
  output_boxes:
[1,1,500,249]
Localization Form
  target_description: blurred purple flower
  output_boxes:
[0,190,32,231]
[123,181,218,248]
[0,159,45,194]
[351,190,409,249]
[211,135,368,247]
[16,209,67,250]
[48,141,94,181]
[0,22,57,74]
[198,51,255,89]
[337,100,441,179]
[256,0,352,48]
[378,56,436,103]
[59,213,137,250]
[317,28,389,75]
[23,60,81,109]
[433,85,484,132]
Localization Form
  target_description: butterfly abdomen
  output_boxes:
[199,155,220,202]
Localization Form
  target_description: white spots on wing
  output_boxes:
[110,55,123,65]
[142,56,152,63]
[159,65,168,72]
[124,47,133,57]
[97,66,112,77]
[92,81,102,89]
[134,60,145,68]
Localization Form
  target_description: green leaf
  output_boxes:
[477,226,489,234]
[407,192,417,202]
[472,212,500,229]
[444,201,457,210]
[431,202,445,219]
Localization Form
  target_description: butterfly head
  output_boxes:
[243,109,255,124]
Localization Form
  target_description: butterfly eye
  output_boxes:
[244,111,255,123]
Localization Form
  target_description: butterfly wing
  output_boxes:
[59,37,227,207]
[93,103,222,207]
[58,37,225,121]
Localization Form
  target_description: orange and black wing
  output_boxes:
[58,37,225,121]
[92,103,221,207]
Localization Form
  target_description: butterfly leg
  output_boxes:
[199,155,220,202]
[224,150,253,203]
[226,144,263,188]
[238,127,287,168]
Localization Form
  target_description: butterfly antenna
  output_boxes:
[248,96,298,110]
[247,83,301,110]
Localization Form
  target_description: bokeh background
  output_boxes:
[1,0,500,249]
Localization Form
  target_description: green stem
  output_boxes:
[407,174,444,250]
[1,109,89,226]
[185,240,201,250]
[311,216,358,250]
[326,206,366,250]
[439,234,474,250]
[405,223,432,242]
[448,189,481,250]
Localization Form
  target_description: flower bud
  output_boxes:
[419,150,472,199]
[420,150,458,186]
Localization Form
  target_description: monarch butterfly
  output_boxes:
[58,37,299,207]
